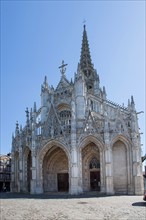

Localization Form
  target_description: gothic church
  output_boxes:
[11,25,143,195]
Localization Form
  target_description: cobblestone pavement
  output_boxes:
[0,193,146,220]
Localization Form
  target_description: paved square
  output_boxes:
[1,193,146,220]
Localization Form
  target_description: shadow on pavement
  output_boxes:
[132,202,146,207]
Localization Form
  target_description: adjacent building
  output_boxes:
[11,25,143,195]
[0,154,11,192]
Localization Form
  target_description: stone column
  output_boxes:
[70,146,79,194]
[70,98,82,195]
[130,111,144,195]
[22,154,27,192]
[99,150,105,193]
[104,122,114,195]
[18,149,23,192]
[30,150,37,194]
[132,135,144,195]
[30,114,39,194]
[10,152,15,192]
[15,153,19,192]
[105,145,114,194]
[35,156,43,194]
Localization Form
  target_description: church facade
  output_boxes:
[11,25,143,195]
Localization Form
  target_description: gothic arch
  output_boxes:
[23,146,31,157]
[112,138,129,194]
[39,140,71,193]
[111,135,133,194]
[81,142,101,191]
[78,135,105,192]
[111,134,132,151]
[39,140,70,163]
[57,103,71,112]
[78,135,104,152]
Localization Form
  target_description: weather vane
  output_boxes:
[59,60,68,75]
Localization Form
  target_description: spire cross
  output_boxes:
[83,19,86,25]
[59,60,68,75]
[83,19,86,30]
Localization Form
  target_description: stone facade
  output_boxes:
[11,25,143,195]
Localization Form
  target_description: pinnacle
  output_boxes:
[80,25,93,76]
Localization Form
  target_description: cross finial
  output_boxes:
[83,19,86,30]
[83,19,86,25]
[59,60,68,75]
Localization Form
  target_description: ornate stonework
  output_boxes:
[11,25,143,195]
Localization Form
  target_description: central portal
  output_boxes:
[57,173,69,191]
[90,171,100,191]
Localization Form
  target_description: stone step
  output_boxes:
[44,191,106,198]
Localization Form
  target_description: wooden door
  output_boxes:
[90,171,100,191]
[57,173,69,192]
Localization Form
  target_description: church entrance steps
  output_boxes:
[44,191,106,198]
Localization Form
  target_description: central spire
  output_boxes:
[79,25,94,76]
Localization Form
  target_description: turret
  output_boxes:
[12,133,15,152]
[128,98,131,110]
[33,101,37,113]
[41,76,49,105]
[41,76,49,123]
[129,95,139,133]
[74,64,86,95]
[93,70,100,95]
[25,107,29,127]
[103,86,107,100]
[19,125,22,134]
[15,121,19,136]
[12,133,14,141]
[131,95,135,111]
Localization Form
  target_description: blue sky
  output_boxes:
[1,1,145,162]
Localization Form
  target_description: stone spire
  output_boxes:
[127,98,131,110]
[103,86,107,100]
[79,25,94,77]
[33,102,37,112]
[25,107,29,126]
[44,76,48,89]
[15,121,19,136]
[41,76,49,92]
[131,95,135,105]
[131,95,135,110]
[20,124,22,132]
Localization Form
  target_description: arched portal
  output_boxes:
[82,143,100,191]
[43,146,69,192]
[113,140,128,194]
